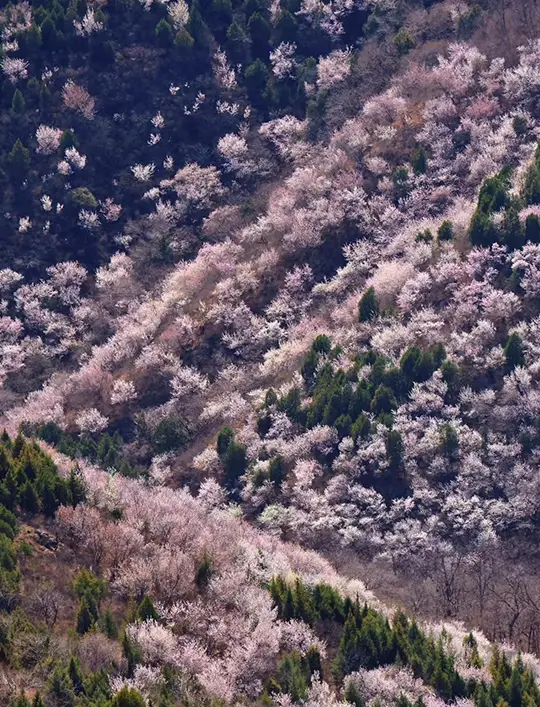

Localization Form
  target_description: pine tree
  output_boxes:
[371,385,397,416]
[217,427,235,458]
[247,12,271,57]
[438,220,454,241]
[32,694,45,707]
[112,687,146,707]
[525,214,540,243]
[123,631,139,678]
[223,441,247,490]
[68,656,84,695]
[102,608,118,639]
[76,598,94,634]
[137,595,159,621]
[244,59,269,105]
[155,18,173,46]
[68,466,86,507]
[269,455,286,488]
[358,287,379,322]
[19,481,39,515]
[6,139,31,182]
[195,552,213,590]
[11,89,25,115]
[411,146,427,174]
[226,20,249,62]
[504,332,525,371]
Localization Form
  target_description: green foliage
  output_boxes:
[112,687,146,707]
[438,220,454,241]
[175,26,195,51]
[344,681,365,707]
[101,608,118,639]
[415,229,433,243]
[468,209,497,247]
[244,59,269,105]
[371,384,397,416]
[358,287,379,322]
[37,423,138,479]
[7,140,31,182]
[274,652,312,701]
[457,4,481,37]
[269,455,286,488]
[247,12,271,56]
[123,631,140,678]
[270,575,540,707]
[155,18,174,46]
[525,214,540,244]
[217,426,235,458]
[394,27,416,54]
[504,332,525,371]
[73,568,108,605]
[69,187,98,210]
[73,568,107,633]
[11,90,25,115]
[137,595,159,621]
[152,416,191,454]
[195,552,214,590]
[223,439,248,490]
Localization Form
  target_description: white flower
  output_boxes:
[131,163,155,181]
[75,408,109,434]
[73,9,104,36]
[151,112,165,129]
[18,217,31,233]
[41,195,53,212]
[168,0,189,28]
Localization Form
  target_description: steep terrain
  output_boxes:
[3,0,540,704]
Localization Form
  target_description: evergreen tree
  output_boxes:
[217,426,235,458]
[269,455,286,488]
[68,656,85,695]
[137,595,159,621]
[11,89,25,115]
[525,214,540,243]
[76,597,94,634]
[223,441,247,489]
[68,466,86,507]
[469,209,497,247]
[438,220,454,241]
[501,205,524,250]
[226,20,249,62]
[155,18,174,46]
[358,287,379,322]
[386,430,404,472]
[195,552,214,590]
[112,688,146,707]
[370,385,397,416]
[19,481,39,514]
[6,139,31,182]
[41,17,59,50]
[247,12,271,57]
[504,332,525,371]
[101,608,118,639]
[411,146,427,174]
[244,59,269,105]
[122,632,140,678]
[344,681,365,707]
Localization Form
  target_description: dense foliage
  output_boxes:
[6,0,540,705]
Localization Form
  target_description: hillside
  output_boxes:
[3,0,540,704]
